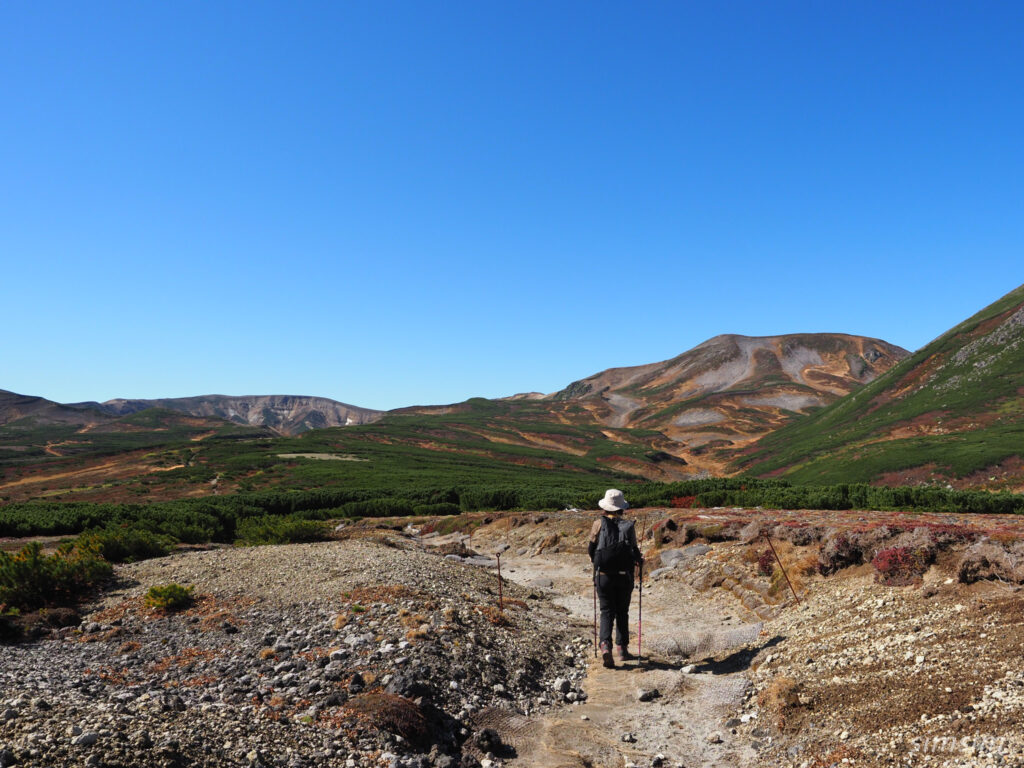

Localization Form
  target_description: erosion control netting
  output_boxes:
[646,622,763,660]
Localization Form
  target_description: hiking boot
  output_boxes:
[616,645,635,661]
[600,642,615,669]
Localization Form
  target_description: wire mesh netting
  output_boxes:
[646,621,763,660]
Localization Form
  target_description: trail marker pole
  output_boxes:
[496,552,504,612]
[763,532,800,604]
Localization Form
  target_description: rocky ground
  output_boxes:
[4,508,1024,768]
[0,533,587,768]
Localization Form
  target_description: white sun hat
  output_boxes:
[598,488,629,512]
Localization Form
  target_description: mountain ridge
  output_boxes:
[70,394,383,435]
[539,332,909,473]
[733,283,1024,490]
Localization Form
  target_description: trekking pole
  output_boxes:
[592,571,598,658]
[763,532,800,604]
[637,561,643,663]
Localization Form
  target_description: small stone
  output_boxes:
[0,748,16,768]
[637,688,660,702]
[840,731,850,741]
[553,678,571,694]
[621,733,636,743]
[0,710,15,722]
[473,728,501,753]
[71,732,100,747]
[706,732,723,744]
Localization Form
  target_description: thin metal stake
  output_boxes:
[496,552,504,612]
[763,532,800,604]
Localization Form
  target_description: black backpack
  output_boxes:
[593,516,636,572]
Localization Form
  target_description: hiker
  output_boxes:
[589,488,644,668]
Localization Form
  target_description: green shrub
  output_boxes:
[144,583,194,610]
[235,515,328,545]
[0,541,112,612]
[76,527,173,563]
[412,502,462,516]
[0,603,21,640]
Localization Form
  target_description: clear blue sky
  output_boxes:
[2,2,1022,410]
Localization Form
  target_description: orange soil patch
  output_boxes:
[885,410,1003,441]
[0,450,197,501]
[873,463,942,488]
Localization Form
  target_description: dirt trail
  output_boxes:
[491,552,760,768]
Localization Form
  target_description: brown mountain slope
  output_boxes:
[0,390,109,428]
[545,334,909,473]
[76,394,383,435]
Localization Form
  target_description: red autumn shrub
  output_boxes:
[670,496,697,509]
[757,549,775,577]
[872,547,929,586]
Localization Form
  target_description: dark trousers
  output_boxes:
[596,571,633,648]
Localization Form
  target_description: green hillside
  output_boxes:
[0,398,686,504]
[732,284,1024,487]
[0,408,268,464]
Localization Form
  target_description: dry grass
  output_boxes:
[479,605,511,626]
[758,675,804,730]
[758,540,817,601]
[405,624,431,641]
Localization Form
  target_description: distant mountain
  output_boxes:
[74,395,383,435]
[0,331,914,502]
[734,284,1024,490]
[543,334,908,474]
[0,390,109,428]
